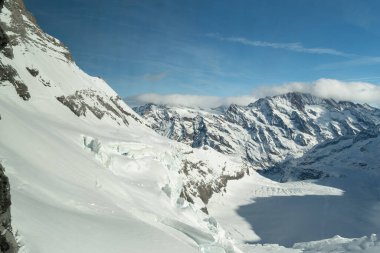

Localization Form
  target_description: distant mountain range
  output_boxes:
[134,92,380,170]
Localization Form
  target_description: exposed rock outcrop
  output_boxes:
[179,159,247,213]
[0,0,8,51]
[57,90,143,126]
[0,63,30,100]
[1,0,72,61]
[0,0,30,100]
[0,164,18,253]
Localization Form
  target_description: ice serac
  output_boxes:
[135,92,380,169]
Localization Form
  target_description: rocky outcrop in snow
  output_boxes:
[0,164,17,253]
[0,0,30,100]
[57,90,143,126]
[0,0,8,51]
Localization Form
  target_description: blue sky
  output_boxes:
[24,0,380,100]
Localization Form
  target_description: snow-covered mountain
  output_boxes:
[134,93,380,169]
[1,0,380,252]
[0,1,244,252]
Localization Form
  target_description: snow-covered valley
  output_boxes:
[1,0,380,252]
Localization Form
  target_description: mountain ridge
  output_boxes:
[134,91,380,170]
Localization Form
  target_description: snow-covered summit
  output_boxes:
[0,0,144,127]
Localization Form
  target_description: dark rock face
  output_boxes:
[192,116,208,148]
[180,160,246,213]
[0,63,30,101]
[26,67,39,77]
[0,0,9,51]
[0,26,8,50]
[0,0,12,59]
[0,164,18,253]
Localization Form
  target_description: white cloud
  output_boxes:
[254,78,380,106]
[127,79,380,109]
[208,34,353,57]
[127,93,257,108]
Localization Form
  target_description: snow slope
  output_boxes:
[0,1,242,252]
[0,94,241,253]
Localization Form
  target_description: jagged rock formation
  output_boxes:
[0,0,30,100]
[135,93,380,170]
[179,158,247,213]
[56,90,143,126]
[2,0,72,61]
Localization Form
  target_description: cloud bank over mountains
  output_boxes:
[126,93,257,109]
[127,79,380,108]
[257,78,380,106]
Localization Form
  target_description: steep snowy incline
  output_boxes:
[0,96,209,253]
[0,0,244,252]
[0,0,142,127]
[135,93,380,169]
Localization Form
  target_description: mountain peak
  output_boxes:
[1,0,73,62]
